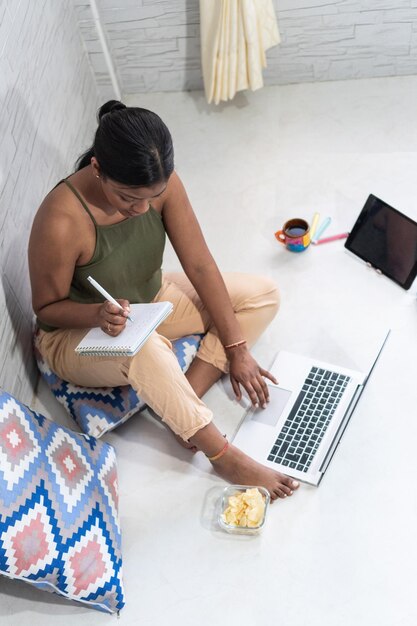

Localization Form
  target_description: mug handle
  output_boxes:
[275,230,286,244]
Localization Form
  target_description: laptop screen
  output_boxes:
[345,194,417,290]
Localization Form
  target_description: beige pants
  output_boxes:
[36,272,280,440]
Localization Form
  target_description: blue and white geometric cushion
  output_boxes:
[33,332,204,439]
[0,389,125,613]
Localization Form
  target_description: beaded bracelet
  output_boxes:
[224,339,247,350]
[206,441,229,462]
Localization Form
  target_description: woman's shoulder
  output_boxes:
[40,175,94,217]
[152,170,184,212]
[33,179,90,240]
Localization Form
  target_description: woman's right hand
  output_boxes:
[98,299,131,336]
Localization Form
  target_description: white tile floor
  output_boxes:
[2,75,417,625]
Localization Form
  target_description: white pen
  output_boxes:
[87,276,133,322]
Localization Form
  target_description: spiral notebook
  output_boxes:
[75,301,173,357]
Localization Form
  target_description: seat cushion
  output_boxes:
[0,389,125,614]
[34,332,204,439]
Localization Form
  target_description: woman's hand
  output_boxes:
[228,345,278,409]
[98,299,131,337]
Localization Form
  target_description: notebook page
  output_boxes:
[75,301,173,355]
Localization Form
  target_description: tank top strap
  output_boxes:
[63,178,97,225]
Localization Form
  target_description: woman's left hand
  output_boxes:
[228,346,278,409]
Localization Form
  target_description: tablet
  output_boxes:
[345,194,417,290]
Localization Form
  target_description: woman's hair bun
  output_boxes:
[97,100,127,121]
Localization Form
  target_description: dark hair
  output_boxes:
[75,100,174,186]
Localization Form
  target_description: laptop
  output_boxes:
[233,331,390,486]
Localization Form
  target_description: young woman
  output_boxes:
[28,100,299,500]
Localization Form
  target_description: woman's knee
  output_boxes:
[242,274,280,315]
[259,275,280,311]
[138,331,172,356]
[129,331,175,376]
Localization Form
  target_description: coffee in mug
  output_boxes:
[275,218,310,252]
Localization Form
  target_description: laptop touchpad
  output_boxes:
[251,386,292,427]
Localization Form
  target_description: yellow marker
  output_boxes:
[310,212,320,240]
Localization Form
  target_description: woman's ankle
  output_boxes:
[188,422,228,458]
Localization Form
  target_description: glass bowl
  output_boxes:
[217,485,270,535]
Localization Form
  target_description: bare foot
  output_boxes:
[212,444,299,501]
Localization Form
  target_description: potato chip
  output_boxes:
[222,487,266,528]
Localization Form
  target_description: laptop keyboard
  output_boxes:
[267,367,351,473]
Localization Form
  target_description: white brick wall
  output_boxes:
[76,0,417,95]
[265,0,417,84]
[74,0,120,100]
[0,0,100,404]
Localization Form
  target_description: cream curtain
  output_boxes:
[199,0,280,105]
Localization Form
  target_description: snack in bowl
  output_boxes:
[218,485,270,534]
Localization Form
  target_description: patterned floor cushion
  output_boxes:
[0,389,124,614]
[33,332,204,439]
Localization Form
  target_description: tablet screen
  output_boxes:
[345,195,417,290]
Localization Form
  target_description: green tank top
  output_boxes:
[38,179,166,332]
